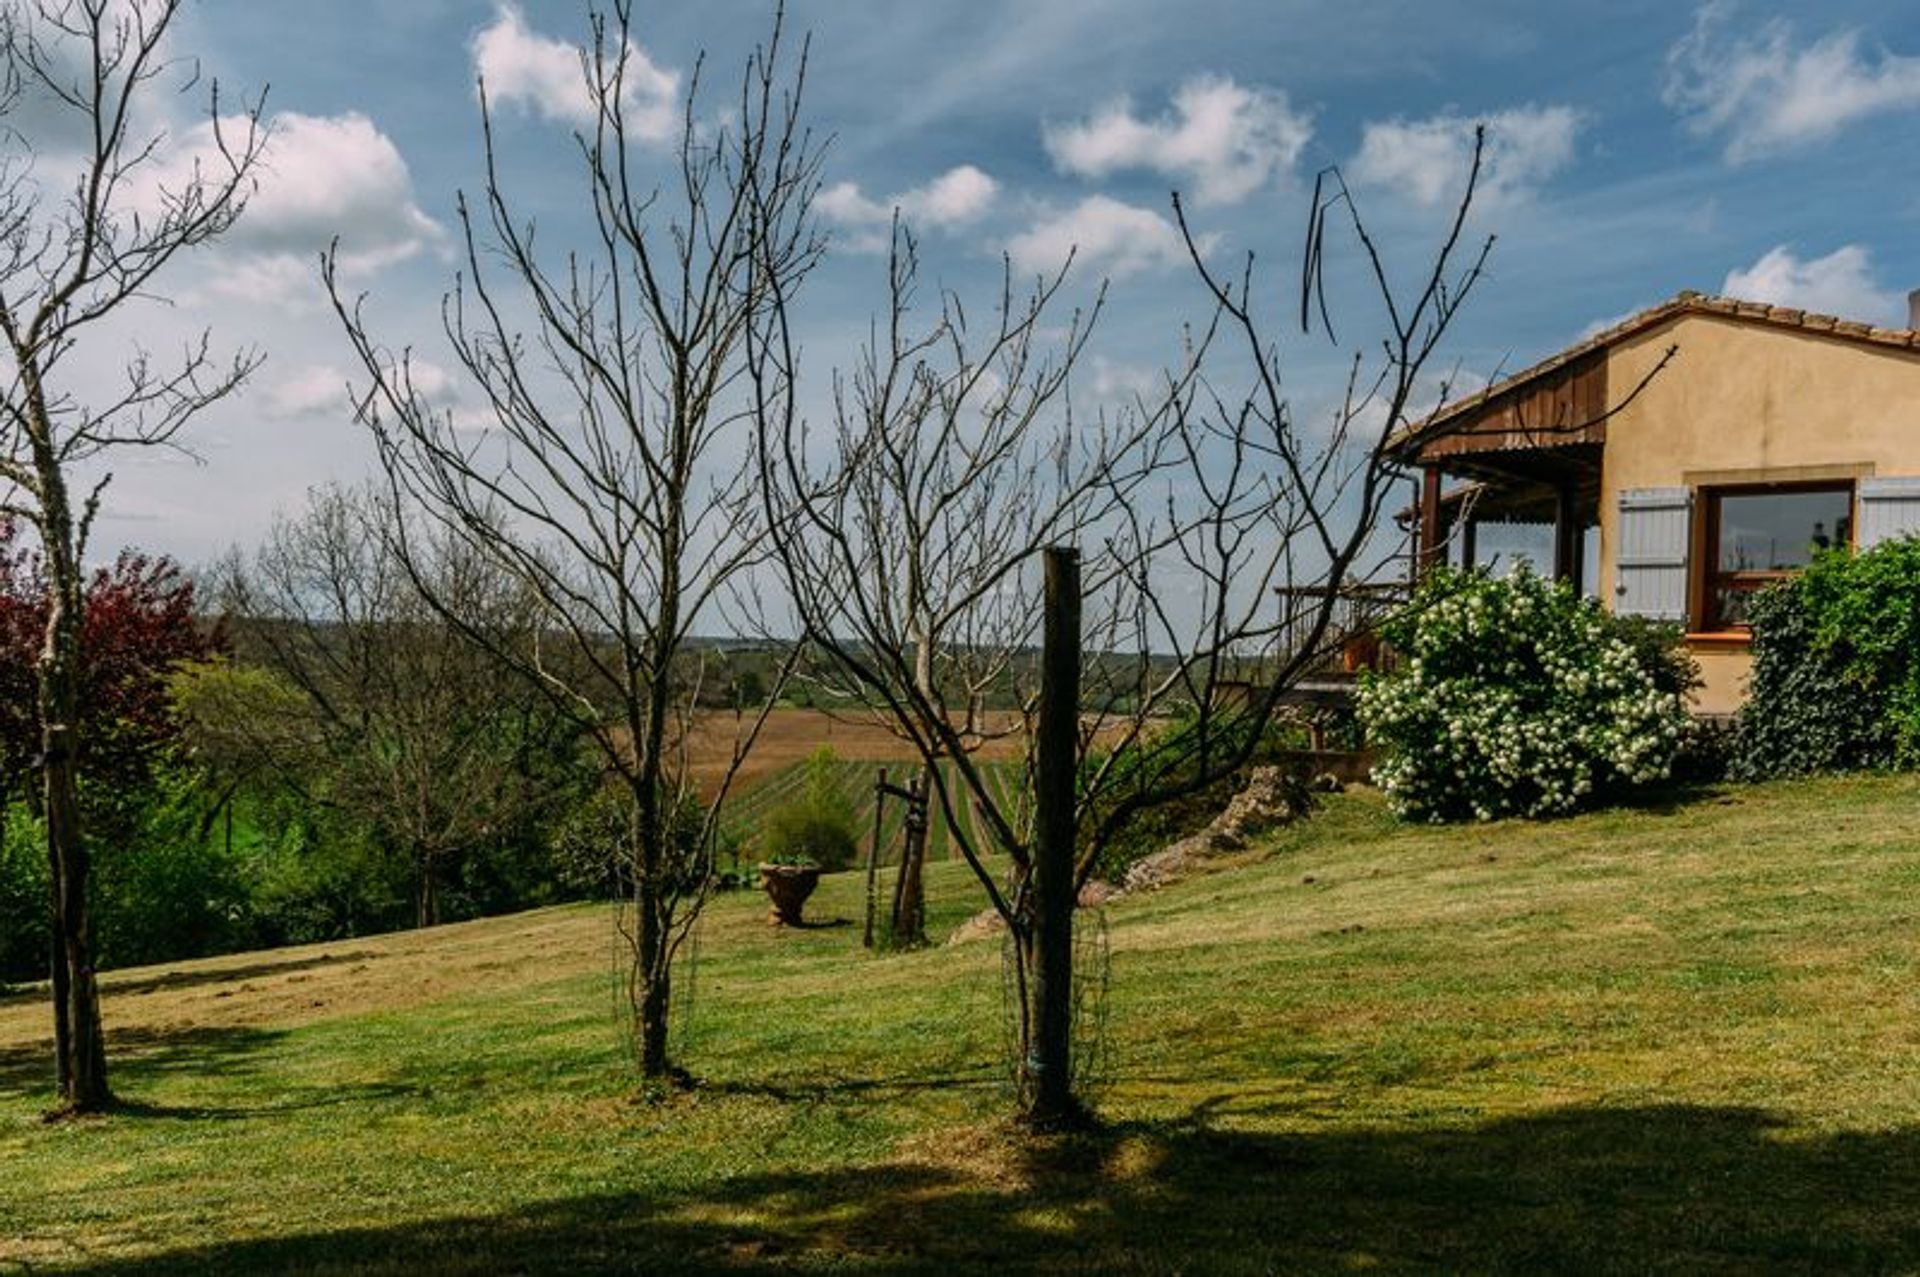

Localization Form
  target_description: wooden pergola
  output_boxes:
[1394,346,1609,593]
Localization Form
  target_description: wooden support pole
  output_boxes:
[1416,467,1445,581]
[1027,545,1081,1127]
[864,767,886,949]
[1553,484,1582,593]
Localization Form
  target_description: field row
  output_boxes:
[719,756,1029,865]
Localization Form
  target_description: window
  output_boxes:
[1698,483,1852,631]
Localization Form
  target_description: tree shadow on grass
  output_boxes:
[0,1023,286,1100]
[58,1102,1920,1275]
[4,1021,427,1119]
[1,949,381,1010]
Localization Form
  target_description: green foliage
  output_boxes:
[238,799,411,947]
[1733,539,1920,778]
[0,804,48,983]
[89,776,253,968]
[1358,566,1694,822]
[4,779,256,980]
[760,747,860,870]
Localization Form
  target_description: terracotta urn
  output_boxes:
[759,862,822,926]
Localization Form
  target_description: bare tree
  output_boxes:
[767,225,1117,946]
[328,3,821,1081]
[753,225,1178,1124]
[761,143,1491,1127]
[196,482,581,929]
[0,0,264,1112]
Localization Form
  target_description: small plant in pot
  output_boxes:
[756,747,859,927]
[758,853,823,926]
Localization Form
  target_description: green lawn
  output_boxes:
[5,775,1920,1273]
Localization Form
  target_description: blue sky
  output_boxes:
[58,0,1920,565]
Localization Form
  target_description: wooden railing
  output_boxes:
[1275,581,1409,675]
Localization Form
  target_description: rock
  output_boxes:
[1216,766,1313,839]
[1077,880,1122,909]
[948,908,1007,945]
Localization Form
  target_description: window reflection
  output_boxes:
[1715,490,1852,571]
[1703,485,1853,632]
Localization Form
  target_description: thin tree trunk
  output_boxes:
[1023,545,1080,1128]
[633,840,672,1076]
[36,462,108,1113]
[415,854,439,929]
[47,854,70,1095]
[44,660,108,1110]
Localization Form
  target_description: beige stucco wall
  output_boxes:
[1596,314,1920,712]
[1692,647,1754,717]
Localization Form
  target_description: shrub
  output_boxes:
[1357,566,1694,822]
[760,747,859,870]
[1733,539,1920,778]
[0,806,48,984]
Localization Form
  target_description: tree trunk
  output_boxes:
[48,746,107,1110]
[1023,545,1081,1128]
[633,858,672,1077]
[630,772,675,1080]
[35,461,108,1112]
[47,859,70,1096]
[44,651,108,1111]
[415,855,439,929]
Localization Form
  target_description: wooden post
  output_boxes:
[890,771,928,947]
[1026,545,1081,1127]
[1553,484,1583,593]
[864,767,887,949]
[1416,467,1445,581]
[1461,516,1478,571]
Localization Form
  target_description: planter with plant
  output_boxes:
[758,853,823,925]
[755,747,859,925]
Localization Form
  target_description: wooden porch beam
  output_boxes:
[1417,466,1446,581]
[1553,483,1583,593]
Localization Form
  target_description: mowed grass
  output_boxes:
[5,774,1920,1272]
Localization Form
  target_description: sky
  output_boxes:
[21,0,1920,571]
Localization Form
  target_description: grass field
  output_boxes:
[6,774,1920,1272]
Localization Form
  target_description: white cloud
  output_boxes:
[1349,104,1582,207]
[1722,244,1900,323]
[818,164,1000,249]
[1043,75,1311,206]
[126,110,445,305]
[1665,3,1920,162]
[1006,196,1201,282]
[265,364,350,419]
[1089,356,1163,404]
[471,3,679,140]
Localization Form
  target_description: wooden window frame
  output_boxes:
[1689,479,1854,638]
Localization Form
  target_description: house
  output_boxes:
[1393,289,1920,715]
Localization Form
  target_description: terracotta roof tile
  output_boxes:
[1394,291,1920,451]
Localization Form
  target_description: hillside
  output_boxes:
[5,775,1920,1272]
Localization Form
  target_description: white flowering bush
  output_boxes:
[1357,566,1693,822]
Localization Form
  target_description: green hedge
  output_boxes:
[1734,538,1920,778]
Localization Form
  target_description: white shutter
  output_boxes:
[1856,477,1920,549]
[1615,487,1692,621]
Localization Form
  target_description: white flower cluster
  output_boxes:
[1357,567,1691,822]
